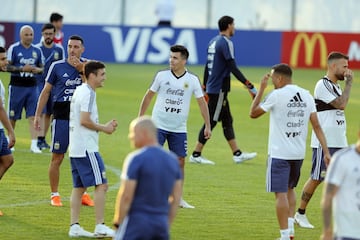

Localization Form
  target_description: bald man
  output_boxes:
[6,25,44,153]
[113,116,182,240]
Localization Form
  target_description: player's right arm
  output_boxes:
[138,89,155,117]
[113,178,137,228]
[34,82,53,130]
[329,70,353,110]
[249,73,269,118]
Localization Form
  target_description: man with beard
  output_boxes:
[35,23,65,150]
[34,35,93,207]
[295,52,354,229]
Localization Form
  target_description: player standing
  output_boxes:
[0,46,16,216]
[35,23,65,150]
[34,35,93,207]
[6,25,44,153]
[190,15,257,165]
[50,13,64,45]
[139,45,211,208]
[68,61,116,238]
[295,52,353,228]
[250,63,330,240]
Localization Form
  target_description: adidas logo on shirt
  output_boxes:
[62,73,69,78]
[287,92,307,108]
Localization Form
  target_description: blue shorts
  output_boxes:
[0,129,11,156]
[266,157,303,193]
[8,85,39,120]
[70,151,107,188]
[51,119,69,154]
[311,147,342,181]
[157,129,187,157]
[115,214,169,240]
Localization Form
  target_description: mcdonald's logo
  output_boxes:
[290,33,328,68]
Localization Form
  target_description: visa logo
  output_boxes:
[102,27,198,64]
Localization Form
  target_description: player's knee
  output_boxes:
[223,126,235,140]
[2,157,14,169]
[51,154,64,166]
[96,183,108,192]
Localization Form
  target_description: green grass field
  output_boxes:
[0,64,358,239]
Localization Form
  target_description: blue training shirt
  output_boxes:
[122,146,182,216]
[205,35,235,94]
[7,42,44,86]
[45,59,82,103]
[35,42,64,86]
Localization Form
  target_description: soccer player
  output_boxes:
[113,116,182,240]
[68,61,117,238]
[249,63,330,240]
[295,52,353,229]
[138,44,211,209]
[50,12,64,45]
[0,46,16,216]
[35,23,65,150]
[190,15,257,165]
[320,128,360,240]
[6,25,44,153]
[34,35,93,207]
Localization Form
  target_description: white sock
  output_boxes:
[280,229,290,238]
[51,192,60,197]
[31,139,38,147]
[288,217,295,230]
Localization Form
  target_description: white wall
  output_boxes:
[0,0,359,32]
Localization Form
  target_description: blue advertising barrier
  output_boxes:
[8,23,282,66]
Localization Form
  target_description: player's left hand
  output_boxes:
[204,126,211,139]
[324,152,331,167]
[247,86,257,99]
[244,80,257,99]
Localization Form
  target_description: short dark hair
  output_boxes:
[272,63,292,78]
[0,46,6,53]
[170,45,189,60]
[42,23,56,32]
[84,61,105,79]
[327,51,349,62]
[50,12,63,22]
[69,35,84,45]
[218,16,234,32]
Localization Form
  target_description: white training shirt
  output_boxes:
[69,83,99,157]
[0,80,5,129]
[311,77,347,148]
[325,145,360,238]
[150,69,203,133]
[260,84,316,159]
